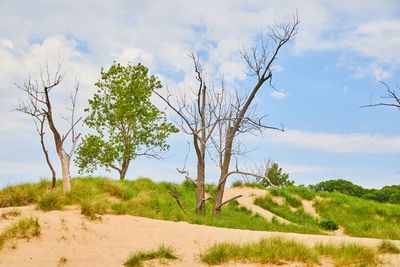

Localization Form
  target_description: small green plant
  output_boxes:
[314,242,381,266]
[1,208,21,219]
[199,237,319,265]
[378,240,400,254]
[201,239,383,266]
[0,217,41,249]
[319,219,339,231]
[262,163,294,188]
[124,244,177,266]
[36,189,66,211]
[58,256,68,266]
[232,180,243,187]
[80,197,109,220]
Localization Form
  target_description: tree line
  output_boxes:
[310,179,400,204]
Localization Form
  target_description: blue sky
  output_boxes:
[0,0,399,189]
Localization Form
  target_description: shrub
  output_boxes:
[378,240,400,254]
[124,244,177,266]
[80,197,109,219]
[319,219,339,231]
[35,189,66,211]
[261,163,294,188]
[0,217,41,249]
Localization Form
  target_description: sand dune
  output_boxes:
[1,186,400,266]
[0,205,399,266]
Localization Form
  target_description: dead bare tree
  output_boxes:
[16,103,57,188]
[362,81,400,110]
[153,54,221,214]
[211,14,299,216]
[16,62,81,192]
[209,83,281,215]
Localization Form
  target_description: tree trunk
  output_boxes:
[59,152,71,192]
[119,158,130,181]
[39,120,57,188]
[212,135,234,216]
[196,159,206,214]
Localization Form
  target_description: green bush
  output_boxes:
[80,197,109,219]
[310,179,400,204]
[377,241,400,254]
[319,219,339,231]
[35,189,66,211]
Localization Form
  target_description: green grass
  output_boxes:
[377,240,400,254]
[80,196,110,219]
[254,194,320,229]
[1,208,21,219]
[314,191,400,239]
[1,177,400,239]
[254,186,400,239]
[200,238,385,266]
[199,237,319,265]
[315,242,381,266]
[60,177,323,235]
[36,188,67,211]
[124,244,177,267]
[0,217,41,249]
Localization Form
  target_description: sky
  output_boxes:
[1,0,400,189]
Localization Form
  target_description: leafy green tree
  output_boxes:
[75,62,178,180]
[262,163,294,188]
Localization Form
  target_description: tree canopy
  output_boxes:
[310,179,400,204]
[75,62,178,180]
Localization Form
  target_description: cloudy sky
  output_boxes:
[1,0,400,189]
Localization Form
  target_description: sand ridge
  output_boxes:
[0,188,400,266]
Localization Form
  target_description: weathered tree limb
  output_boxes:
[218,195,243,209]
[167,185,185,212]
[176,168,197,186]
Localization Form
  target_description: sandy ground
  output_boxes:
[0,188,399,266]
[223,187,290,224]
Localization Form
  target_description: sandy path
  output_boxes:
[0,205,399,266]
[223,187,290,224]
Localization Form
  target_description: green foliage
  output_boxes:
[80,196,110,220]
[232,180,243,187]
[319,219,339,231]
[202,239,385,266]
[1,208,21,219]
[263,163,294,188]
[3,177,400,240]
[0,217,41,249]
[377,240,400,254]
[253,186,400,239]
[35,189,67,211]
[0,180,51,207]
[310,179,400,204]
[254,195,320,229]
[199,237,319,265]
[124,244,177,267]
[75,62,178,178]
[314,191,400,239]
[314,242,381,266]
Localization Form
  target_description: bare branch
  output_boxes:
[217,195,243,209]
[168,185,186,212]
[362,81,400,110]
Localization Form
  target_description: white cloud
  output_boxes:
[262,129,400,153]
[1,0,400,187]
[279,162,372,174]
[270,90,288,99]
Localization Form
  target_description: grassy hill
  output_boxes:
[0,177,399,240]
